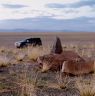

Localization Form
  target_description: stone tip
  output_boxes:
[51,37,63,54]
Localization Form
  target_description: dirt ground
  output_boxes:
[0,32,95,96]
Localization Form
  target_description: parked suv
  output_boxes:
[15,38,42,48]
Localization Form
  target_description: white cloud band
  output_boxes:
[0,0,95,20]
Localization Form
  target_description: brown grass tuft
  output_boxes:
[27,46,50,61]
[15,52,26,61]
[56,72,71,89]
[0,55,11,67]
[76,76,95,96]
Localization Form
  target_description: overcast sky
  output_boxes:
[0,0,95,32]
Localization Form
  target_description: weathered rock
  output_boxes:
[51,37,63,54]
[37,51,88,74]
[62,60,94,75]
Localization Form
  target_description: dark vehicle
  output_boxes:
[15,38,42,48]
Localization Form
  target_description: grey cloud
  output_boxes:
[2,4,27,9]
[46,0,95,8]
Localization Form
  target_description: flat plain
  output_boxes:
[0,32,95,47]
[0,32,95,96]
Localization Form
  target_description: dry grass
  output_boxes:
[15,52,26,61]
[76,76,95,96]
[1,32,95,96]
[0,43,95,96]
[0,55,11,67]
[0,45,50,67]
[27,46,42,61]
[0,47,6,53]
[56,72,72,89]
[20,68,42,96]
[27,46,50,61]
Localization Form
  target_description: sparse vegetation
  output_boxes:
[0,55,11,67]
[0,82,7,90]
[56,72,72,89]
[0,45,95,96]
[0,47,6,53]
[76,76,95,96]
[0,33,95,96]
[15,52,26,61]
[27,46,42,61]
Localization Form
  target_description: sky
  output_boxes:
[0,0,95,32]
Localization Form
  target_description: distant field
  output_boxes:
[0,32,95,47]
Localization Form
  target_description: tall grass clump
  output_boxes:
[0,47,6,53]
[0,55,11,67]
[56,71,72,89]
[15,52,26,61]
[16,63,40,96]
[27,46,50,61]
[76,77,95,96]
